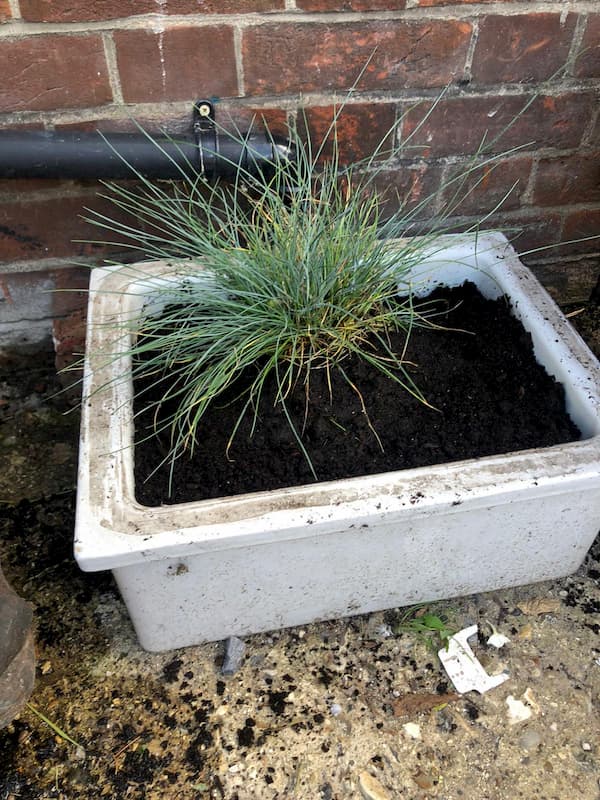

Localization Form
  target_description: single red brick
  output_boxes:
[50,268,93,372]
[115,26,238,103]
[472,14,577,84]
[53,308,87,345]
[431,211,562,258]
[243,20,472,95]
[51,266,90,318]
[0,122,44,132]
[55,118,187,143]
[0,0,11,21]
[165,0,284,11]
[531,257,600,302]
[0,35,112,113]
[297,0,405,10]
[301,103,397,164]
[19,0,283,21]
[371,161,445,223]
[54,105,285,143]
[562,208,600,255]
[482,212,563,257]
[53,308,88,372]
[0,178,69,195]
[575,15,600,78]
[416,0,506,5]
[443,156,533,217]
[533,153,600,207]
[19,0,156,22]
[400,92,596,158]
[214,106,289,138]
[0,193,137,263]
[55,114,190,139]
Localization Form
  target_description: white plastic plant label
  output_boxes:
[438,625,509,694]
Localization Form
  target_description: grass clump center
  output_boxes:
[121,149,431,479]
[85,94,522,487]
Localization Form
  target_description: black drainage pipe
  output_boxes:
[0,101,294,181]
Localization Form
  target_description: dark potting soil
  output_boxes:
[133,283,581,505]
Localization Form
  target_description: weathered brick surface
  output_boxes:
[53,308,87,372]
[114,27,238,103]
[435,211,564,259]
[19,0,283,21]
[369,161,445,222]
[575,15,600,78]
[472,14,577,85]
[297,0,406,10]
[0,122,44,133]
[243,20,472,95]
[400,93,596,158]
[532,257,600,302]
[165,0,284,11]
[215,106,289,137]
[19,0,156,21]
[533,152,600,206]
[416,0,510,5]
[562,208,600,254]
[0,1,11,22]
[51,266,90,322]
[57,105,289,138]
[0,35,112,113]
[489,212,563,256]
[55,115,194,138]
[0,179,68,195]
[51,266,90,370]
[301,103,396,163]
[443,156,533,216]
[0,194,131,263]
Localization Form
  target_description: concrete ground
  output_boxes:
[0,299,599,800]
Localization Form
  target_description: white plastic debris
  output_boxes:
[506,695,532,725]
[486,621,510,649]
[488,631,510,648]
[438,624,509,694]
[402,722,422,740]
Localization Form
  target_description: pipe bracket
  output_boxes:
[193,99,217,179]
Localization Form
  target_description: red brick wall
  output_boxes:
[0,0,598,351]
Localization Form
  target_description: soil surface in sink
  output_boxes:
[134,282,580,505]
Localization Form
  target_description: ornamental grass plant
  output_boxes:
[83,90,534,486]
